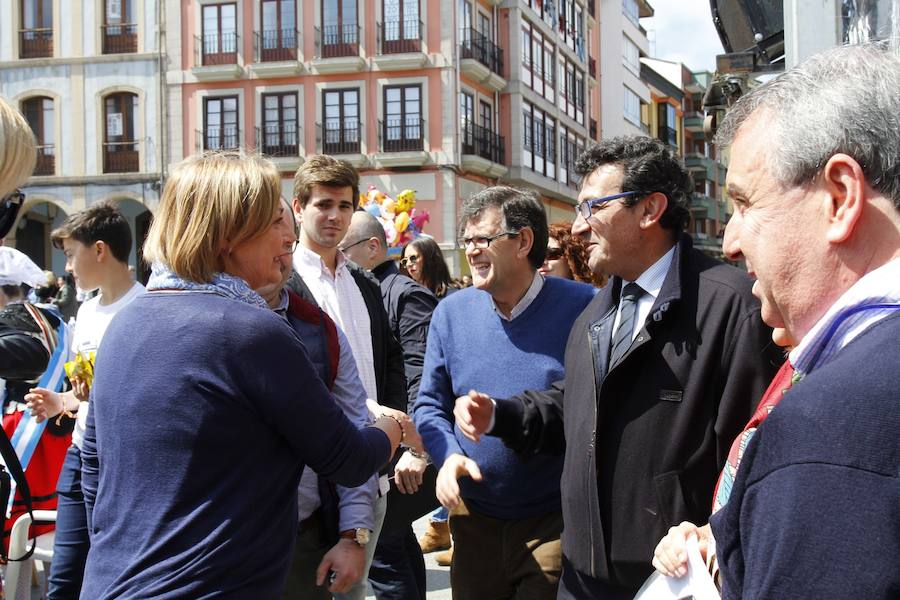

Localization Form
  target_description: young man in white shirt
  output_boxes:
[27,201,145,599]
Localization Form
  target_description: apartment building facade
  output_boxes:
[599,0,653,138]
[0,0,164,279]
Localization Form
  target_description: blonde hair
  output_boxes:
[0,96,37,199]
[143,151,282,283]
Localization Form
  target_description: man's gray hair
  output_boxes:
[714,42,900,209]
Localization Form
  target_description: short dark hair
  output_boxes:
[292,155,360,209]
[575,136,692,232]
[460,186,548,269]
[51,201,132,263]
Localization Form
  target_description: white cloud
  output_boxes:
[643,0,725,72]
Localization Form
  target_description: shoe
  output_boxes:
[418,521,451,553]
[435,546,453,567]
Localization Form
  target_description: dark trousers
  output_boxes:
[556,555,636,600]
[48,445,89,600]
[281,510,333,600]
[368,526,426,600]
[449,500,562,600]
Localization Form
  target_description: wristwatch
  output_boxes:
[339,527,371,547]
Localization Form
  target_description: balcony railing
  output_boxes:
[379,118,424,152]
[461,123,504,164]
[459,28,503,77]
[103,141,139,173]
[196,32,239,66]
[378,20,422,54]
[319,120,361,154]
[20,28,52,59]
[588,56,597,79]
[198,126,239,152]
[34,145,54,176]
[102,23,137,54]
[254,28,299,62]
[658,125,678,148]
[316,24,360,58]
[256,124,299,157]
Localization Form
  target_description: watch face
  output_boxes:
[356,528,371,545]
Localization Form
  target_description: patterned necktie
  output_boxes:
[609,282,643,368]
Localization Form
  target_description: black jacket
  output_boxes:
[286,264,408,412]
[492,235,782,592]
[371,260,437,411]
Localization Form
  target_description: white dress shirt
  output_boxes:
[491,271,545,321]
[613,245,676,342]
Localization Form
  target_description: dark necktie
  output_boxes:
[609,282,643,368]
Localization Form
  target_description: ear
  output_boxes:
[639,192,668,229]
[93,240,107,261]
[291,197,303,222]
[821,153,865,244]
[516,226,535,260]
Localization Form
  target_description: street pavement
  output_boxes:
[365,514,452,599]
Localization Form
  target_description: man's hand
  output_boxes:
[378,406,423,451]
[652,521,713,578]
[25,388,66,422]
[315,538,365,593]
[435,453,482,510]
[394,450,428,494]
[454,390,494,442]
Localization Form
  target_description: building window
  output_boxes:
[521,21,555,102]
[460,0,473,33]
[523,0,555,28]
[558,55,584,122]
[479,101,492,132]
[20,0,53,58]
[657,102,678,147]
[260,92,298,157]
[201,3,238,65]
[623,0,640,26]
[382,84,423,152]
[203,95,239,150]
[559,125,585,189]
[102,0,137,54]
[623,34,640,74]
[321,0,359,57]
[624,86,641,125]
[259,0,297,61]
[381,0,420,54]
[104,92,139,173]
[522,103,555,179]
[460,91,474,128]
[322,88,360,154]
[22,97,54,176]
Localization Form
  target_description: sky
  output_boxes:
[642,0,726,72]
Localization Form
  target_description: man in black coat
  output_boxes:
[342,210,438,600]
[454,137,782,599]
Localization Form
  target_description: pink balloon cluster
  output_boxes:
[359,184,430,249]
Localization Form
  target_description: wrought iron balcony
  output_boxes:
[254,28,299,62]
[459,28,503,76]
[196,32,239,66]
[103,141,139,173]
[197,126,240,152]
[319,120,361,154]
[316,24,360,58]
[461,123,504,164]
[377,20,422,54]
[102,23,137,54]
[34,145,54,176]
[256,124,299,157]
[379,118,424,152]
[20,28,52,59]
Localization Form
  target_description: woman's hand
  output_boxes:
[652,522,713,578]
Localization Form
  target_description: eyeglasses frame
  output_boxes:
[575,190,648,220]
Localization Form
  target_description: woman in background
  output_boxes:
[540,222,607,287]
[400,237,457,299]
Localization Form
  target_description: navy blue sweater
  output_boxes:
[710,312,900,599]
[80,291,391,599]
[414,277,596,519]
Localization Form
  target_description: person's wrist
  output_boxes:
[407,447,428,460]
[378,413,405,444]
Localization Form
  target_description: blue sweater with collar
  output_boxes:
[414,276,596,519]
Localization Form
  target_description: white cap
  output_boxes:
[0,246,46,287]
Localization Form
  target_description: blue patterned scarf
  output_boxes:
[146,263,269,310]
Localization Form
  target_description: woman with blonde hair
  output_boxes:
[78,152,405,599]
[0,96,36,240]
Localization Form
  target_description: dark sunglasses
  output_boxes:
[544,247,564,261]
[0,190,25,240]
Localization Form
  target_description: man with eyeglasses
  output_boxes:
[340,210,437,600]
[454,137,780,599]
[413,186,597,599]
